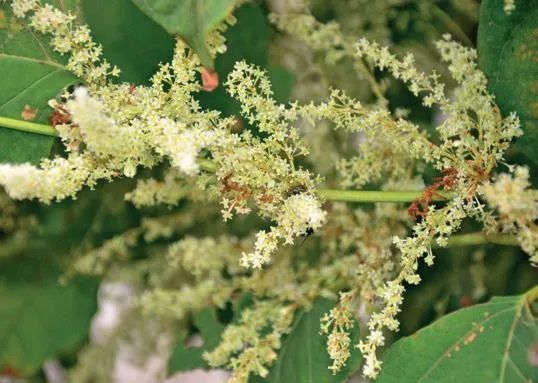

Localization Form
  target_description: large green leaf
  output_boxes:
[258,299,362,383]
[477,0,538,163]
[81,0,174,85]
[0,257,97,375]
[168,308,226,372]
[0,2,77,164]
[131,0,238,68]
[378,287,538,382]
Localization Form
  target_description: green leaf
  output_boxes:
[81,0,174,85]
[377,287,538,383]
[0,3,77,164]
[268,66,295,105]
[0,257,97,375]
[168,308,226,373]
[259,299,362,383]
[131,0,238,68]
[478,0,538,163]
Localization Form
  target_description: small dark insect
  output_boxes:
[284,183,309,198]
[297,227,315,247]
[302,227,315,237]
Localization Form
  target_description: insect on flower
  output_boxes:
[285,183,316,238]
[284,183,309,199]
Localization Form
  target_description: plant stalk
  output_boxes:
[0,117,58,137]
[440,232,520,248]
[319,189,451,203]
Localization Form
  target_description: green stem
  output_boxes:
[319,189,451,203]
[441,232,519,248]
[0,117,58,137]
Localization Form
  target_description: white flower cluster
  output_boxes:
[345,34,524,378]
[0,38,226,203]
[68,88,149,177]
[2,1,326,270]
[166,236,239,279]
[356,38,443,102]
[204,301,295,381]
[240,192,326,268]
[359,198,468,378]
[10,0,34,17]
[0,155,92,203]
[320,291,356,374]
[482,167,538,265]
[64,228,140,279]
[152,118,217,176]
[124,169,209,208]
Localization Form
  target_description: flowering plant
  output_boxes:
[0,0,536,382]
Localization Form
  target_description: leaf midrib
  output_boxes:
[498,295,536,382]
[0,53,67,70]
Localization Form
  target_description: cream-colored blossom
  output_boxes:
[10,0,35,17]
[0,155,91,203]
[240,193,326,268]
[482,167,538,265]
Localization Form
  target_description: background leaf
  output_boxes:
[478,0,538,164]
[168,308,226,373]
[255,299,362,383]
[131,0,238,68]
[81,0,174,85]
[0,257,97,375]
[377,288,538,383]
[0,2,77,164]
